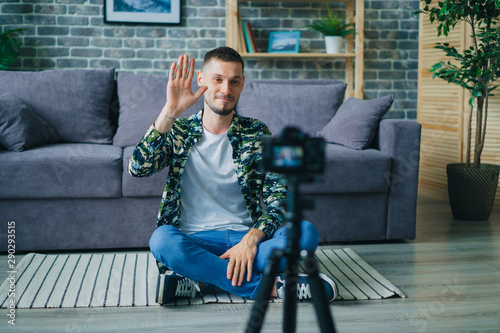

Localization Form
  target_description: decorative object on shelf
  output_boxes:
[104,0,181,24]
[418,0,500,220]
[305,4,355,54]
[268,31,300,54]
[0,28,26,70]
[325,36,341,54]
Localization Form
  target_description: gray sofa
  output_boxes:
[0,68,421,252]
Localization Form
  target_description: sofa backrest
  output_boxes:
[0,68,115,144]
[113,72,203,148]
[237,79,346,136]
[113,72,346,147]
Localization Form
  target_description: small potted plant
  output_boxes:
[418,0,500,220]
[305,4,355,54]
[0,28,25,70]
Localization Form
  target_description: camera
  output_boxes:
[262,126,325,175]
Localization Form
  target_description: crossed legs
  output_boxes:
[149,221,320,299]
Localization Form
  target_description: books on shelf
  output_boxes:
[240,17,258,53]
[247,22,258,53]
[237,14,247,53]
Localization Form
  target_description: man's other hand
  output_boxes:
[220,228,266,287]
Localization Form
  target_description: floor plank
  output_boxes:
[1,195,500,332]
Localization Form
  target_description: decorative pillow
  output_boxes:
[0,93,61,152]
[318,95,394,150]
[0,68,115,144]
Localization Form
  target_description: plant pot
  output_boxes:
[446,163,500,220]
[325,36,341,54]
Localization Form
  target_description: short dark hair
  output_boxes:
[203,46,244,73]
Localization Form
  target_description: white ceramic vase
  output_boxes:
[325,36,341,54]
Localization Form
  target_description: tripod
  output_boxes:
[245,177,337,333]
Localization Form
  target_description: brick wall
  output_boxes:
[1,0,419,119]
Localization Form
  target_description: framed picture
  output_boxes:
[104,0,181,25]
[268,31,301,53]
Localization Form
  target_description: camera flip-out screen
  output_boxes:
[262,126,325,175]
[272,146,304,169]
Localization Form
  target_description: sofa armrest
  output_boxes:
[377,119,422,240]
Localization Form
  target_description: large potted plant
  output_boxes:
[418,0,500,220]
[0,28,25,70]
[306,4,355,54]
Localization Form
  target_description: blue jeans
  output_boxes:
[149,221,320,299]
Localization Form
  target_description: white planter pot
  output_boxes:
[325,36,342,54]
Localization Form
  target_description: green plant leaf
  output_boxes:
[0,28,26,70]
[304,4,355,37]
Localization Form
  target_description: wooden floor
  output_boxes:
[1,195,499,332]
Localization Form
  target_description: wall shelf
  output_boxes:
[240,53,357,59]
[225,0,364,98]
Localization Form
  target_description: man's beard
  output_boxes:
[205,94,238,116]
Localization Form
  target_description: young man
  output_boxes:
[129,47,337,303]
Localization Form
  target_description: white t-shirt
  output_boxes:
[180,126,253,234]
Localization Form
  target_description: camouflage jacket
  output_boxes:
[128,110,287,238]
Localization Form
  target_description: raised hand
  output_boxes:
[155,54,207,133]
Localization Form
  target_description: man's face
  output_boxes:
[198,59,244,116]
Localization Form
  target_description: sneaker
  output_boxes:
[156,270,201,304]
[275,273,338,302]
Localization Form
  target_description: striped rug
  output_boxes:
[0,248,405,308]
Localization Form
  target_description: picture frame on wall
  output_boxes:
[104,0,181,24]
[268,31,301,53]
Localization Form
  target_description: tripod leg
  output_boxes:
[283,249,299,333]
[302,251,337,333]
[246,249,284,333]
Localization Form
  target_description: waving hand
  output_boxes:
[154,54,207,133]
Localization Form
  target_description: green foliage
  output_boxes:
[418,0,500,37]
[432,27,500,105]
[0,28,26,70]
[418,0,500,168]
[305,4,355,37]
[418,0,500,98]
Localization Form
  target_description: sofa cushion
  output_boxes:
[0,93,60,151]
[0,68,115,144]
[113,72,204,148]
[237,79,346,136]
[0,143,123,199]
[122,143,390,198]
[122,143,390,197]
[301,143,392,194]
[318,95,394,150]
